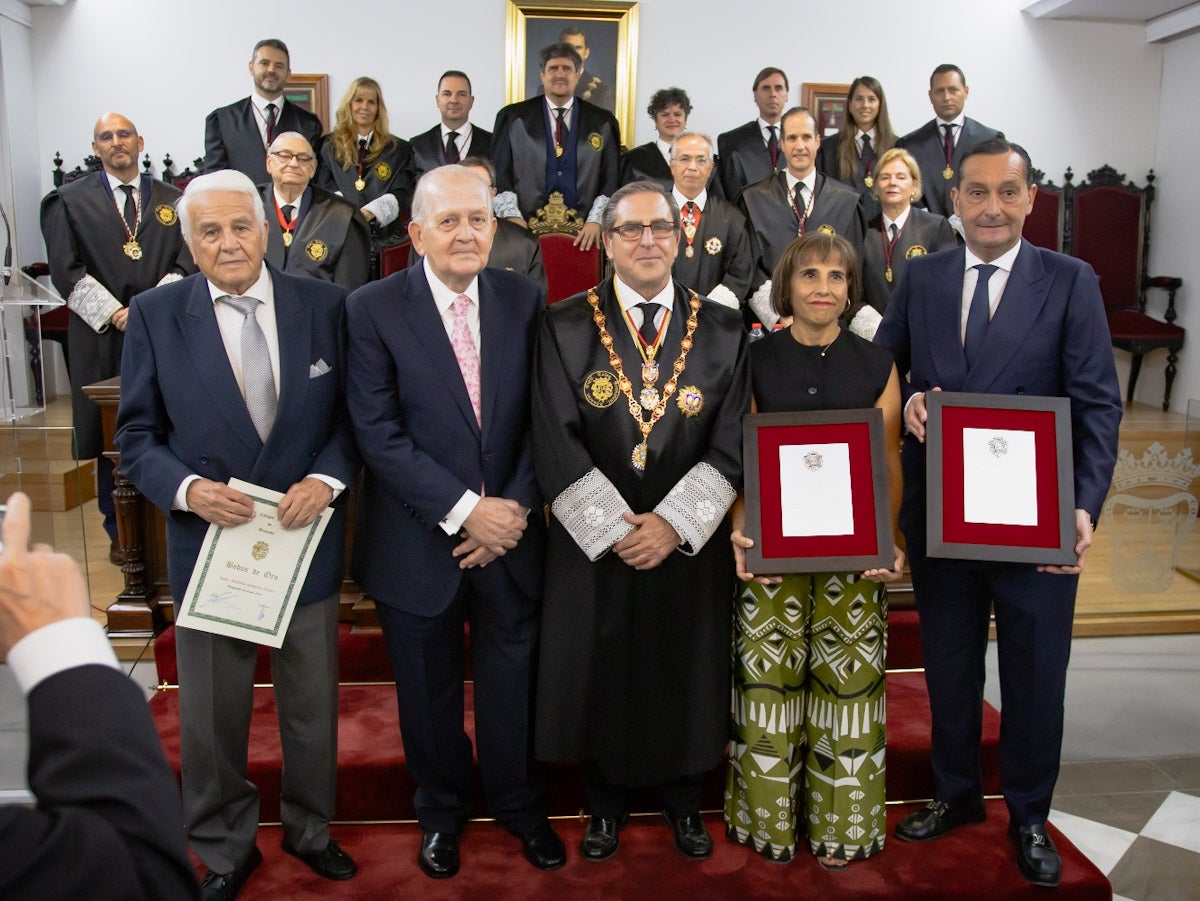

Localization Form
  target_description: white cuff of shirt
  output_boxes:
[306,474,346,501]
[494,192,521,219]
[440,489,481,536]
[586,196,608,224]
[7,618,119,695]
[362,194,399,227]
[174,474,344,512]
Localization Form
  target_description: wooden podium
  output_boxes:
[83,376,373,638]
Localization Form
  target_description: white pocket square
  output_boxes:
[309,359,332,378]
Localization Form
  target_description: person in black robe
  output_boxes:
[40,112,192,555]
[263,132,371,291]
[532,182,749,864]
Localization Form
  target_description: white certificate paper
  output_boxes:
[962,428,1038,526]
[176,478,332,648]
[778,443,854,537]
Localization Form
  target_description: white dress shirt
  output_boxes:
[960,241,1021,343]
[106,171,140,218]
[250,92,286,147]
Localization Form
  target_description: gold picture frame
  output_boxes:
[285,73,330,132]
[505,0,639,142]
[800,82,850,138]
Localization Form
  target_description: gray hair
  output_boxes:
[600,181,681,234]
[670,131,715,159]
[411,165,493,226]
[177,170,265,243]
[267,131,314,155]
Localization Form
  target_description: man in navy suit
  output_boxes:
[345,165,565,879]
[895,64,1003,218]
[203,39,323,185]
[874,139,1121,888]
[0,491,198,901]
[116,170,358,899]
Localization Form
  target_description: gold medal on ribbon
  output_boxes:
[354,178,366,192]
[639,387,660,410]
[943,166,954,180]
[555,145,564,158]
[642,360,659,384]
[864,175,874,188]
[885,266,893,284]
[684,246,694,258]
[818,224,836,236]
[282,232,293,248]
[123,240,142,260]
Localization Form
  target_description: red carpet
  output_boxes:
[221,804,1109,900]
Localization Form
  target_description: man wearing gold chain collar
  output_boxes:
[532,181,750,862]
[40,112,193,560]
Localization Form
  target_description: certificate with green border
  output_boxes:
[175,478,332,648]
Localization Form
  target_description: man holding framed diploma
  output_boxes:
[875,139,1122,887]
[117,170,359,897]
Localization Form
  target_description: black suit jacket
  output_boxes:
[816,136,883,219]
[619,142,672,189]
[492,97,620,218]
[739,172,867,284]
[409,124,493,179]
[672,196,754,306]
[0,665,197,900]
[203,97,324,184]
[717,120,778,202]
[346,265,546,615]
[861,207,958,315]
[895,117,1003,216]
[262,184,371,291]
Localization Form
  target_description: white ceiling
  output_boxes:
[1024,0,1200,41]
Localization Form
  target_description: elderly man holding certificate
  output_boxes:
[116,169,359,899]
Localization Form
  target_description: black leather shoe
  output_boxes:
[894,799,987,842]
[580,815,626,861]
[519,820,566,870]
[1011,823,1062,887]
[200,846,262,901]
[418,830,460,879]
[282,838,357,880]
[662,811,713,859]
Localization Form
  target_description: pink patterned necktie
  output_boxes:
[451,294,482,425]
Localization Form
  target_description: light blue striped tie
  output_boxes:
[219,295,276,441]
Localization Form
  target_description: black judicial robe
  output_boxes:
[619,142,672,190]
[816,136,884,220]
[671,197,754,306]
[262,184,371,291]
[318,135,415,240]
[40,172,192,458]
[532,280,750,786]
[738,171,867,285]
[717,120,776,203]
[895,116,1003,217]
[492,97,620,219]
[861,207,958,316]
[409,124,492,179]
[203,97,324,185]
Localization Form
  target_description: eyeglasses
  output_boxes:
[672,155,711,166]
[270,150,315,164]
[94,130,137,143]
[609,220,676,241]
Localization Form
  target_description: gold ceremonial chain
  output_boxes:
[119,193,143,260]
[587,287,701,471]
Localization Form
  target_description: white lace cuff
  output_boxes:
[363,193,399,227]
[654,462,737,556]
[67,274,122,333]
[586,195,608,225]
[706,283,740,310]
[494,191,521,219]
[748,279,778,329]
[551,467,634,561]
[156,272,183,287]
[848,304,882,340]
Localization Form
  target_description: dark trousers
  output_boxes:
[582,760,705,819]
[908,549,1078,826]
[376,565,545,834]
[96,454,117,539]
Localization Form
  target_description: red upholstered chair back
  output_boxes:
[1022,172,1064,251]
[380,239,412,277]
[1071,178,1145,313]
[539,233,603,303]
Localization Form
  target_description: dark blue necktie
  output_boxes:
[964,264,997,368]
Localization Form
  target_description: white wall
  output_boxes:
[1141,28,1200,412]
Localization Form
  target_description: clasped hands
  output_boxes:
[454,496,529,570]
[186,476,333,529]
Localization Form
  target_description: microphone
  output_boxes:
[0,201,12,285]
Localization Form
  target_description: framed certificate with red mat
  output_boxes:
[743,408,893,574]
[925,392,1076,565]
